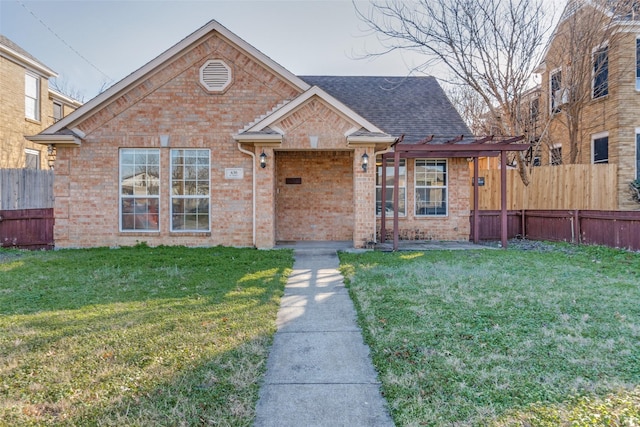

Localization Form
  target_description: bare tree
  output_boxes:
[49,77,85,103]
[539,0,639,164]
[355,0,555,184]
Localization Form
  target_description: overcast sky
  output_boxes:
[0,0,433,101]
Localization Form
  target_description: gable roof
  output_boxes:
[235,85,390,141]
[300,76,471,144]
[39,20,311,136]
[0,34,57,77]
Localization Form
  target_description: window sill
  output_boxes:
[119,231,160,235]
[169,232,212,237]
[25,117,42,125]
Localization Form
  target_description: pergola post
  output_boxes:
[393,149,400,251]
[500,150,508,249]
[473,156,480,244]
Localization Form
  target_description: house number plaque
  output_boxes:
[225,168,244,179]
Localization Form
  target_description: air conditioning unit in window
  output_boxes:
[554,88,569,105]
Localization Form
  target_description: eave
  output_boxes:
[26,134,82,146]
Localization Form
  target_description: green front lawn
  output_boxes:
[0,245,292,426]
[339,242,640,426]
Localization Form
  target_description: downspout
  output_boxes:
[373,145,395,243]
[237,143,256,247]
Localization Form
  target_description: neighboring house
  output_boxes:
[28,20,478,249]
[535,0,640,210]
[0,35,82,169]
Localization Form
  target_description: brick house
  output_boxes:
[29,20,478,249]
[1,35,81,169]
[535,0,640,210]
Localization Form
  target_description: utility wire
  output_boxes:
[17,0,114,83]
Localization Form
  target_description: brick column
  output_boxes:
[353,146,376,248]
[255,146,276,248]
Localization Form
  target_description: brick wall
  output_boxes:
[275,150,354,241]
[55,33,301,248]
[0,55,54,169]
[376,157,471,241]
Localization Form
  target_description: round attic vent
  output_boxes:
[199,60,232,92]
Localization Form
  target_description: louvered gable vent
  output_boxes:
[199,60,232,92]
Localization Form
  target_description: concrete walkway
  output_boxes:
[254,242,394,427]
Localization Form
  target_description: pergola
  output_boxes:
[379,134,530,250]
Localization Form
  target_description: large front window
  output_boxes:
[25,72,40,121]
[171,149,210,231]
[120,149,160,231]
[593,46,609,98]
[376,158,405,216]
[415,159,447,216]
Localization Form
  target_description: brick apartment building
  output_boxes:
[28,20,477,249]
[1,35,81,169]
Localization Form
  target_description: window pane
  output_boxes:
[593,47,608,98]
[376,188,406,216]
[120,149,160,231]
[375,158,406,216]
[415,159,447,216]
[171,149,210,231]
[25,151,39,170]
[593,136,608,164]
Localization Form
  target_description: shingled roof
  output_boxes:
[300,76,470,144]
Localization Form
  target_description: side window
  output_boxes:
[25,72,40,121]
[119,149,160,231]
[593,46,608,98]
[415,159,447,216]
[550,69,565,113]
[25,149,40,170]
[551,145,563,165]
[592,133,609,164]
[376,158,406,216]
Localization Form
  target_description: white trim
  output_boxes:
[170,149,211,233]
[414,158,448,217]
[591,131,609,164]
[49,88,83,108]
[0,43,57,78]
[43,20,311,135]
[26,134,82,146]
[119,148,161,233]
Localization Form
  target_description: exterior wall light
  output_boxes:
[260,151,267,168]
[361,152,369,172]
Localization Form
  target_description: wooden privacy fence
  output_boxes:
[471,164,617,210]
[0,169,55,249]
[0,168,54,210]
[471,210,640,251]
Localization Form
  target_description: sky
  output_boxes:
[0,0,429,101]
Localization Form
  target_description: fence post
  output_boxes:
[573,210,580,244]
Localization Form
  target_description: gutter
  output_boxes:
[236,143,256,247]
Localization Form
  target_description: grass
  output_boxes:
[339,242,640,426]
[0,244,292,426]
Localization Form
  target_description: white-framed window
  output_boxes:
[376,158,406,216]
[551,144,563,165]
[592,132,609,164]
[415,159,447,216]
[593,45,609,98]
[24,148,40,170]
[25,72,40,121]
[170,149,210,231]
[119,149,160,231]
[636,37,640,91]
[550,68,566,113]
[53,101,63,122]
